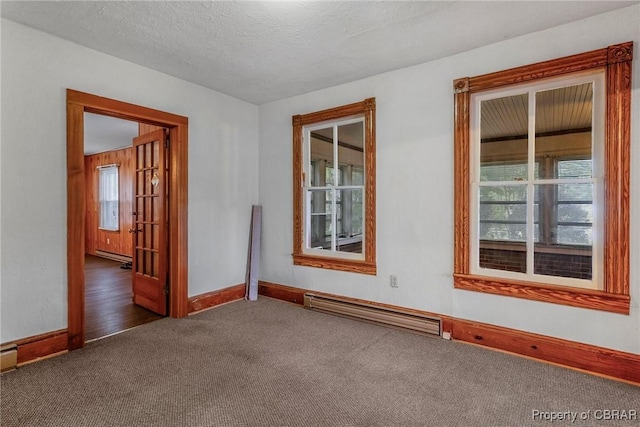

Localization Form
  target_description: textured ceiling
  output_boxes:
[1,1,636,105]
[84,113,139,155]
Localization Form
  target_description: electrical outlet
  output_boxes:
[390,275,399,288]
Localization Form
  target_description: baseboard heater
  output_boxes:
[1,343,17,373]
[303,293,441,337]
[95,250,132,264]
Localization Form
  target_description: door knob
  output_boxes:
[128,228,142,234]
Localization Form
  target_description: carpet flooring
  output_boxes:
[1,297,638,426]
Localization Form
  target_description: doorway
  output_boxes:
[67,89,189,350]
[83,114,165,341]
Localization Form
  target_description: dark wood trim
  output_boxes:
[453,81,470,275]
[169,125,189,318]
[188,284,246,313]
[292,254,377,275]
[604,45,632,296]
[452,319,640,385]
[11,330,69,366]
[258,281,306,305]
[454,274,630,314]
[258,281,638,384]
[67,101,86,349]
[452,42,632,312]
[67,89,189,351]
[467,46,608,93]
[292,98,377,274]
[68,90,188,126]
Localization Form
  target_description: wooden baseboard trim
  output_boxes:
[188,284,246,314]
[257,281,639,384]
[452,319,640,384]
[258,281,306,305]
[5,329,70,366]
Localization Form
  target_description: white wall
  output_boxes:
[0,19,259,343]
[258,5,640,354]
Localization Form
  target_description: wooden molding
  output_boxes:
[468,46,608,93]
[67,89,189,351]
[67,101,85,349]
[257,281,638,384]
[453,77,469,94]
[291,98,377,274]
[292,254,377,275]
[453,87,470,275]
[258,281,306,305]
[454,274,630,314]
[9,329,69,366]
[607,42,633,64]
[604,50,632,295]
[452,319,640,385]
[188,284,246,313]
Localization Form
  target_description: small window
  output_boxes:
[453,42,632,314]
[98,165,119,231]
[293,98,376,275]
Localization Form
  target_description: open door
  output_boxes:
[130,129,168,315]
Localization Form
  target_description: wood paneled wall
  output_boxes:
[85,147,134,257]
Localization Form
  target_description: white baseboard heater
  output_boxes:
[303,293,441,337]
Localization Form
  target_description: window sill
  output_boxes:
[293,254,376,275]
[453,273,629,314]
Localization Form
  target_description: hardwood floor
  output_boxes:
[85,254,163,342]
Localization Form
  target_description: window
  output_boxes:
[453,42,632,314]
[98,164,119,231]
[293,98,376,274]
[471,73,603,289]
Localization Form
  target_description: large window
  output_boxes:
[98,164,119,231]
[471,73,604,289]
[293,98,376,274]
[453,42,632,314]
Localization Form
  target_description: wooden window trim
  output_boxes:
[292,98,377,275]
[453,42,632,314]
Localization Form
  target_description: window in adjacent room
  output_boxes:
[98,164,119,231]
[453,42,632,314]
[292,98,376,275]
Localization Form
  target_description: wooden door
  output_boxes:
[131,129,168,315]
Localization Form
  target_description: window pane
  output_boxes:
[558,204,593,224]
[308,189,332,250]
[480,93,529,181]
[534,181,593,278]
[351,167,364,186]
[336,188,363,254]
[558,159,592,179]
[310,126,335,186]
[99,166,119,231]
[337,121,364,186]
[479,185,527,242]
[535,83,593,179]
[558,183,593,202]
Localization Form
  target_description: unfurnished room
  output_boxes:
[1,1,639,426]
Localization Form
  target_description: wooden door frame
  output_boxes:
[67,89,188,350]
